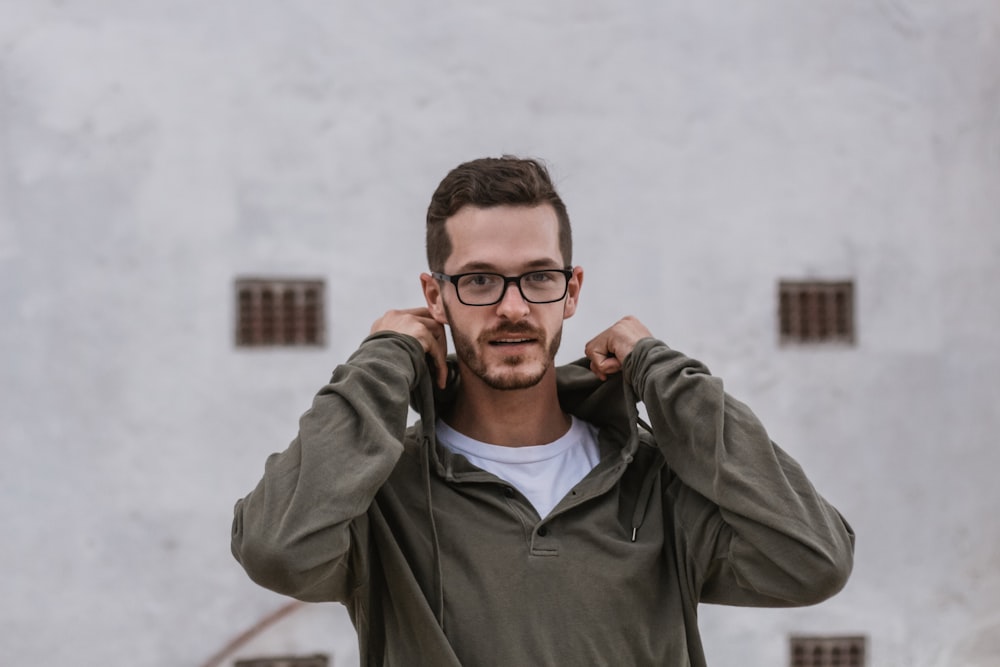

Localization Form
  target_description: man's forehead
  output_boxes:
[443,204,563,270]
[443,204,560,240]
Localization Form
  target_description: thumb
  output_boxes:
[601,355,622,374]
[436,356,448,390]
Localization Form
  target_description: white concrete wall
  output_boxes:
[2,1,999,665]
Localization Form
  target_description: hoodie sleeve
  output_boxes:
[231,332,426,602]
[624,338,855,607]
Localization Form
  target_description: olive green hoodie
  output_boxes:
[232,333,854,666]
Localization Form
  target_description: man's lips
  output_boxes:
[484,328,541,346]
[488,337,537,346]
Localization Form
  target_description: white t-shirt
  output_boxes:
[436,416,601,519]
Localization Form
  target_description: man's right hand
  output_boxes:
[370,308,449,389]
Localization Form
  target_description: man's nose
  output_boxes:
[495,281,531,320]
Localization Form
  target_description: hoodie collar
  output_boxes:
[415,355,643,476]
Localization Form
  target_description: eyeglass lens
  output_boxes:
[457,271,568,305]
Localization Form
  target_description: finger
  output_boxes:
[584,343,612,367]
[600,357,623,376]
[396,307,433,318]
[434,349,448,389]
[370,308,438,339]
[585,331,624,380]
[586,351,606,380]
[434,345,449,390]
[426,321,449,389]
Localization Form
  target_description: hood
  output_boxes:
[412,353,647,465]
[556,356,645,458]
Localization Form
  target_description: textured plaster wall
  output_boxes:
[1,1,999,665]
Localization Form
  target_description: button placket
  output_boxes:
[530,520,558,556]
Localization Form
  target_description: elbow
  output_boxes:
[233,536,347,602]
[233,534,296,594]
[793,522,856,605]
[231,506,352,602]
[799,549,853,605]
[231,513,298,596]
[824,521,857,598]
[738,518,855,607]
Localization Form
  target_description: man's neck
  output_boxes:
[445,368,571,447]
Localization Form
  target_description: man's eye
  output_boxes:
[524,271,554,283]
[464,274,496,287]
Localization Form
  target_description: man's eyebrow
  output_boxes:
[455,258,565,273]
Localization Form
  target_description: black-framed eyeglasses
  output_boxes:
[432,269,573,306]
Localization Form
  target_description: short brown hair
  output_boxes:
[426,156,572,272]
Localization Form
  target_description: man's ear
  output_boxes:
[421,273,449,324]
[562,266,584,320]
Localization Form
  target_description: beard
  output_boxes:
[445,307,563,391]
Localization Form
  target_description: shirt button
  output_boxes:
[504,487,515,498]
[537,526,549,537]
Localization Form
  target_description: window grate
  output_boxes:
[234,656,329,667]
[779,280,855,344]
[235,278,325,347]
[790,635,866,667]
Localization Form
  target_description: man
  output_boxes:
[232,156,854,666]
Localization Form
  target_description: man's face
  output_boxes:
[422,204,582,391]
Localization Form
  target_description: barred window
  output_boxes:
[779,280,855,344]
[234,656,328,667]
[791,635,866,667]
[235,278,325,347]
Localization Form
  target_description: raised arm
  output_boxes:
[231,326,434,602]
[588,318,854,607]
[628,338,853,606]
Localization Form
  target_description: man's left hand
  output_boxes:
[584,316,653,381]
